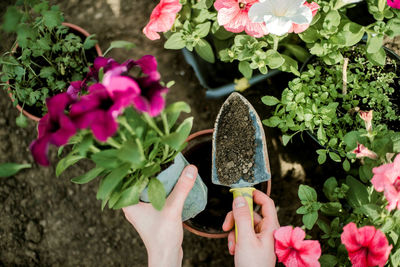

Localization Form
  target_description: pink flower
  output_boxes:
[274,226,321,267]
[359,110,373,132]
[352,143,378,160]
[143,0,182,40]
[289,2,320,34]
[388,0,400,9]
[371,154,400,211]
[341,222,392,267]
[214,0,268,38]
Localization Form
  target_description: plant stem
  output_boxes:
[342,58,349,95]
[89,145,101,153]
[107,137,122,149]
[273,35,279,51]
[161,112,170,135]
[143,114,164,136]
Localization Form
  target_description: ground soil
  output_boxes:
[215,96,256,185]
[0,0,348,266]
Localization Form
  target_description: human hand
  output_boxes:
[222,189,280,267]
[123,165,198,267]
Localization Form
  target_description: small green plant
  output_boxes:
[0,162,31,177]
[0,0,98,116]
[263,45,399,164]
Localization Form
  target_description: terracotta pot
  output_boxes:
[182,129,272,238]
[7,22,103,122]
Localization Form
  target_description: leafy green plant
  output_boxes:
[0,162,31,177]
[263,45,399,164]
[0,0,98,117]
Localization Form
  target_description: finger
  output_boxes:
[253,190,279,224]
[122,202,149,223]
[165,165,197,212]
[232,196,256,242]
[228,230,236,255]
[253,212,262,226]
[222,211,234,231]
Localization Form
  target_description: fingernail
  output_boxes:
[228,241,233,250]
[234,197,246,208]
[184,165,196,180]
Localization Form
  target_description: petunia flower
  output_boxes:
[341,222,392,267]
[289,2,319,34]
[371,154,400,211]
[143,0,182,40]
[248,0,313,36]
[70,82,139,142]
[214,0,269,38]
[274,226,321,267]
[387,0,400,9]
[67,80,86,100]
[359,110,373,132]
[352,143,378,160]
[30,93,76,166]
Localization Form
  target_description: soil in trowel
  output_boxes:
[216,97,256,185]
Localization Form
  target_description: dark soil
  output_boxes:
[215,96,256,185]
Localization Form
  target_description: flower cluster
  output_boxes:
[30,55,168,166]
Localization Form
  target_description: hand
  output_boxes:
[222,189,280,267]
[123,165,198,267]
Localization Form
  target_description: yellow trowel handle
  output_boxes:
[229,187,256,242]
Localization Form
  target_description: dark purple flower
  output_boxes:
[67,80,85,100]
[70,81,140,142]
[30,93,76,166]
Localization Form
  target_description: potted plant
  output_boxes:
[262,44,400,167]
[299,0,400,66]
[0,0,102,125]
[142,0,321,97]
[28,54,208,219]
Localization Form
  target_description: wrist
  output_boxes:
[147,247,182,267]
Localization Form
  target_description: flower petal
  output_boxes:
[29,135,51,166]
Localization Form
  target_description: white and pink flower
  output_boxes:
[352,143,378,160]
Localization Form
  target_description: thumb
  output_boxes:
[232,196,256,242]
[165,165,197,212]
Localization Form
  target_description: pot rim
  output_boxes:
[182,129,272,238]
[7,22,103,122]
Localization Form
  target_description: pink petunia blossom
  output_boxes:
[359,110,373,132]
[214,0,268,38]
[274,226,321,267]
[341,222,392,267]
[143,0,182,40]
[352,143,378,160]
[388,0,400,9]
[289,2,320,34]
[371,154,400,211]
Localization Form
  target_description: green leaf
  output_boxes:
[282,135,292,146]
[323,177,338,201]
[329,152,341,162]
[195,22,211,38]
[2,6,22,32]
[284,44,310,62]
[148,178,166,210]
[238,61,252,79]
[346,176,369,208]
[317,220,331,234]
[42,10,63,29]
[16,113,28,128]
[341,22,365,46]
[319,255,338,267]
[261,95,280,106]
[96,163,131,200]
[321,202,342,216]
[91,150,121,169]
[343,159,350,171]
[367,34,383,54]
[117,139,145,168]
[0,163,31,177]
[83,34,98,50]
[195,39,215,63]
[265,50,284,69]
[303,211,318,230]
[164,33,186,50]
[108,40,135,50]
[161,117,193,150]
[358,204,380,220]
[318,151,327,165]
[39,67,56,79]
[71,167,104,184]
[56,154,84,177]
[113,177,149,209]
[367,47,386,66]
[165,101,191,129]
[298,185,318,202]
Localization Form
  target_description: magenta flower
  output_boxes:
[143,0,182,40]
[289,2,320,34]
[70,82,140,142]
[359,110,373,132]
[371,154,400,211]
[30,93,77,166]
[274,226,321,267]
[352,143,378,160]
[388,0,400,9]
[341,222,392,267]
[67,80,86,100]
[214,0,268,38]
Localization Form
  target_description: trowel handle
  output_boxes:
[229,187,256,242]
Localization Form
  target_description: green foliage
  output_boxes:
[0,0,98,116]
[0,162,31,177]
[263,45,399,164]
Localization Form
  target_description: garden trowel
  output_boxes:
[211,92,271,240]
